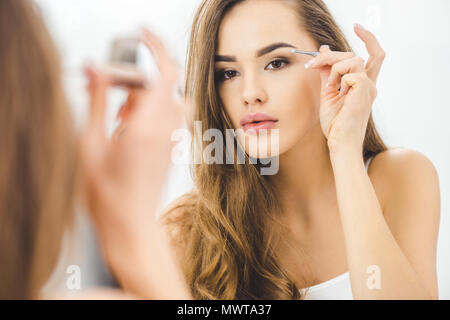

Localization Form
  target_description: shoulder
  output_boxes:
[368,147,439,180]
[368,147,440,214]
[158,192,197,258]
[368,148,440,228]
[367,147,440,213]
[159,192,196,228]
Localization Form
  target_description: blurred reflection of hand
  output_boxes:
[80,28,191,299]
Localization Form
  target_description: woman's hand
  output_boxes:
[307,23,386,156]
[80,29,190,299]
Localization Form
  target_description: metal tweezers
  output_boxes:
[290,49,320,57]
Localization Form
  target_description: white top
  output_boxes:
[298,155,374,300]
[299,271,352,300]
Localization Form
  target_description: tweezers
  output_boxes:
[290,49,320,57]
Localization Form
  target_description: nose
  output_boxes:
[241,74,267,107]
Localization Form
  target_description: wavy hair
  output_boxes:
[163,0,387,300]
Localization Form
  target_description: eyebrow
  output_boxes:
[214,42,296,62]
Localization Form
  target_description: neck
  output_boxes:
[272,125,337,222]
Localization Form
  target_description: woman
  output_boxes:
[0,0,190,299]
[161,0,441,299]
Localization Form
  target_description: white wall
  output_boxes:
[36,0,450,298]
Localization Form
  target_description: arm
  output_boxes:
[331,147,440,299]
[309,24,440,299]
[81,29,191,300]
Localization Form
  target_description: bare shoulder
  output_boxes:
[368,147,439,180]
[159,192,195,228]
[367,147,441,249]
[367,147,440,214]
[158,192,196,258]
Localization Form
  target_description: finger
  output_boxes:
[354,23,386,83]
[84,66,108,136]
[306,46,355,69]
[140,28,179,86]
[326,56,365,88]
[112,123,128,141]
[112,89,146,141]
[319,65,332,97]
[111,99,132,142]
[117,90,140,121]
[339,72,367,96]
[125,89,156,132]
[126,86,186,139]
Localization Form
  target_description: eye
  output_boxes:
[217,69,239,81]
[266,58,289,70]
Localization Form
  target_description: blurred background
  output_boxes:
[35,0,450,298]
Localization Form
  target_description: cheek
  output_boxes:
[219,85,241,128]
[272,69,320,121]
[269,70,322,150]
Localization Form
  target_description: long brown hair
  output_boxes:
[0,0,77,299]
[164,0,388,299]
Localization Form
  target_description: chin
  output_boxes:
[236,129,282,159]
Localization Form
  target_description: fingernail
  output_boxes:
[304,58,316,69]
[354,23,365,31]
[320,44,330,50]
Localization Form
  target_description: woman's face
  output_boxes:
[215,0,322,158]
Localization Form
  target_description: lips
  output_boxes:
[240,112,278,135]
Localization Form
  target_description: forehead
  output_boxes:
[217,0,314,55]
